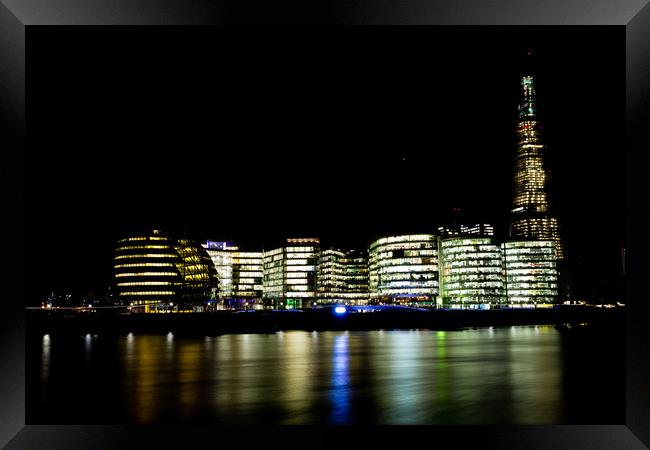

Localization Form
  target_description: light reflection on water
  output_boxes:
[40,327,567,424]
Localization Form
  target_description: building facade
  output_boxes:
[112,230,218,312]
[509,74,565,260]
[503,240,559,307]
[369,234,439,306]
[316,249,369,305]
[262,238,320,309]
[202,241,264,309]
[508,73,570,302]
[438,223,495,239]
[439,237,506,309]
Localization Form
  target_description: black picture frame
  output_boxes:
[1,0,648,448]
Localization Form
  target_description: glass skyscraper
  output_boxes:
[509,74,564,262]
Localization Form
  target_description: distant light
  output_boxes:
[334,306,347,315]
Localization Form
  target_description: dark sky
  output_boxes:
[26,26,624,303]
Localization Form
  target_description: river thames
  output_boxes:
[27,324,623,424]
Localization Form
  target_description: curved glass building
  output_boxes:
[174,238,219,308]
[503,240,558,307]
[369,234,439,306]
[112,230,218,312]
[439,237,505,309]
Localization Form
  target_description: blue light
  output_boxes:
[334,306,347,315]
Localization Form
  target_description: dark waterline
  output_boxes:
[27,325,624,425]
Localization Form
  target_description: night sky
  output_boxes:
[26,26,624,304]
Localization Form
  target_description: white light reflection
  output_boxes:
[41,334,51,382]
[329,333,350,424]
[84,333,92,364]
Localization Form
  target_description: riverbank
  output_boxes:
[26,305,624,335]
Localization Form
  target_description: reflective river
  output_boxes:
[27,326,623,424]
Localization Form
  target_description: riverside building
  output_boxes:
[316,249,369,305]
[439,236,506,309]
[262,238,320,309]
[503,240,559,307]
[369,234,439,306]
[112,230,218,313]
[202,241,264,309]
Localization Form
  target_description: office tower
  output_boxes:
[262,238,320,309]
[112,230,218,312]
[316,249,369,305]
[439,237,505,309]
[503,240,559,307]
[369,234,439,306]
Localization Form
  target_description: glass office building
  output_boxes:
[316,249,369,305]
[369,234,439,306]
[503,240,558,307]
[203,241,264,309]
[262,238,320,309]
[112,230,218,312]
[438,223,495,238]
[439,237,505,309]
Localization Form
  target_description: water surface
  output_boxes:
[27,326,623,424]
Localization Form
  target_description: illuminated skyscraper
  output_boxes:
[509,74,564,261]
[508,65,572,302]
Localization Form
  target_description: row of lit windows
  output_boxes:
[115,254,177,260]
[286,265,315,272]
[118,291,175,296]
[441,238,494,247]
[442,266,501,274]
[444,282,503,290]
[381,280,438,288]
[370,257,436,266]
[445,273,503,282]
[376,288,438,295]
[379,271,437,280]
[441,244,500,254]
[508,290,557,296]
[117,281,174,287]
[114,262,175,269]
[444,260,501,268]
[115,245,171,251]
[370,235,437,250]
[115,272,177,277]
[118,236,168,243]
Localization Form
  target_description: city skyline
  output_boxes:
[26,27,624,305]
